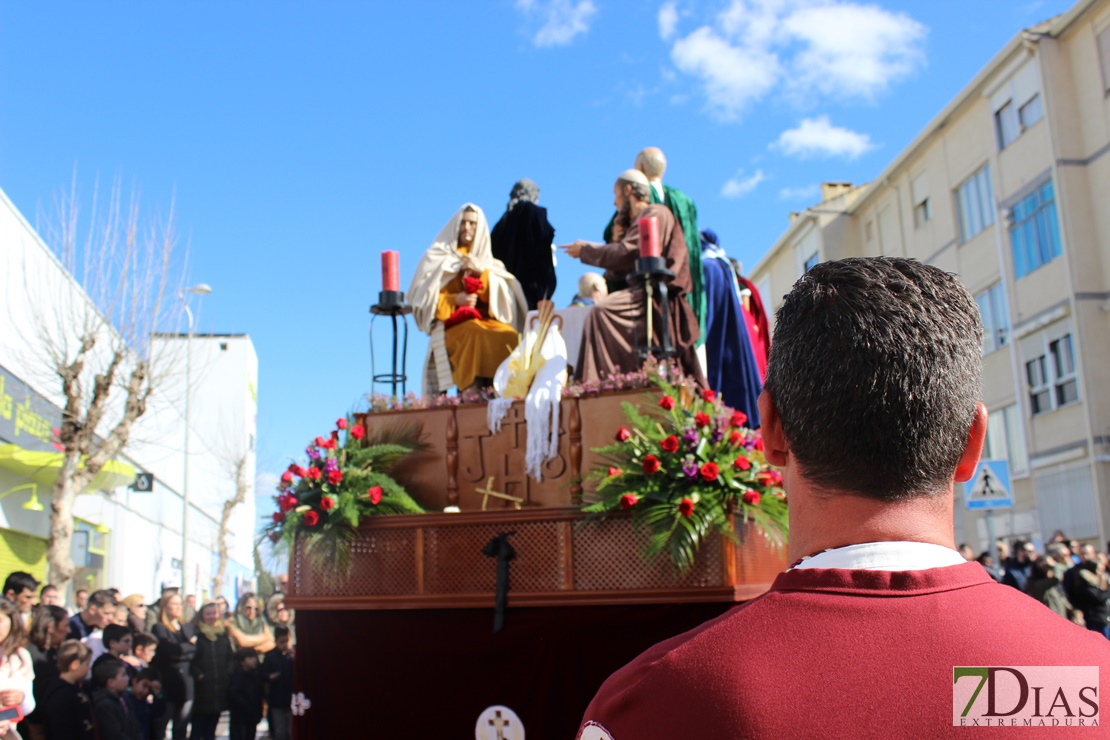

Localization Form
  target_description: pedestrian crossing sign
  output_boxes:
[962,459,1013,510]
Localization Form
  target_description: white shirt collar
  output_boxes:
[791,541,966,572]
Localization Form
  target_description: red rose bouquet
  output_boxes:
[583,373,787,572]
[263,416,426,582]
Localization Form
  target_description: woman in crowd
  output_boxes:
[189,602,234,740]
[123,594,147,635]
[216,596,231,621]
[265,593,295,646]
[23,604,68,740]
[151,592,197,740]
[225,593,274,654]
[0,597,34,739]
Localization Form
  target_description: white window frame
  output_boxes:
[803,251,819,273]
[996,101,1020,149]
[1049,334,1078,407]
[1025,354,1050,416]
[957,165,995,243]
[1097,23,1110,95]
[984,404,1028,477]
[1026,331,1080,416]
[1018,93,1043,130]
[975,282,1009,354]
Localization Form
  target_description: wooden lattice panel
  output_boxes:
[291,528,418,598]
[423,520,565,594]
[571,518,723,591]
[286,508,787,609]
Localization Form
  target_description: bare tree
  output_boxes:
[213,447,252,599]
[23,174,183,594]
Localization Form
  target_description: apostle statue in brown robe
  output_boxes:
[561,170,705,385]
[408,204,527,394]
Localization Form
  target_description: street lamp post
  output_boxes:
[179,283,212,598]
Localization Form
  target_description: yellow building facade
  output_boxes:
[749,0,1110,552]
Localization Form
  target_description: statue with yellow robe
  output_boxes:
[408,204,527,394]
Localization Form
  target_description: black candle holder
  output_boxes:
[627,256,675,360]
[370,291,413,398]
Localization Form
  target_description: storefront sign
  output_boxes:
[0,367,63,453]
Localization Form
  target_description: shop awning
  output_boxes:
[0,444,136,492]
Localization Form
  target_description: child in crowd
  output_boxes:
[126,667,165,740]
[132,632,158,668]
[263,626,295,740]
[42,639,96,740]
[228,648,263,740]
[91,657,137,740]
[93,624,138,677]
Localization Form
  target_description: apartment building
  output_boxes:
[749,0,1110,551]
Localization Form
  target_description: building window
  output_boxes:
[1010,179,1062,279]
[1098,25,1110,94]
[984,404,1028,476]
[911,173,930,229]
[957,165,995,243]
[996,101,1020,149]
[1049,334,1078,406]
[975,282,1009,354]
[1026,332,1080,415]
[803,252,819,273]
[1019,94,1043,129]
[1026,355,1050,415]
[913,197,931,228]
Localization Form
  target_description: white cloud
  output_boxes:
[658,2,679,40]
[721,169,766,198]
[784,4,926,98]
[779,184,820,200]
[775,116,875,159]
[671,27,780,119]
[517,0,598,48]
[665,0,926,119]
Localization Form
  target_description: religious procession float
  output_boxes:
[275,193,786,738]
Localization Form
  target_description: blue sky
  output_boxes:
[0,0,1075,521]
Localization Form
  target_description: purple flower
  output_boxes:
[683,427,699,451]
[305,445,321,459]
[682,458,698,480]
[324,457,339,473]
[711,420,725,443]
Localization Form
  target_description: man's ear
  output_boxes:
[758,390,788,467]
[954,402,989,482]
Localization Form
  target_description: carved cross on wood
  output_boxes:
[476,476,524,511]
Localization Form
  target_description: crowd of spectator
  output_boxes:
[961,530,1110,636]
[0,571,294,740]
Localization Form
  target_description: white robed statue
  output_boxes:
[408,204,527,394]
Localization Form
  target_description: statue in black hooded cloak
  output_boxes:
[490,178,557,310]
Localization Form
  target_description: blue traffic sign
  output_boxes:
[962,459,1013,510]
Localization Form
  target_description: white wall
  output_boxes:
[0,186,256,600]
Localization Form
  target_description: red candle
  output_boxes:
[638,216,661,258]
[381,250,400,292]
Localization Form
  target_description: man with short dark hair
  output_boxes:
[68,589,114,642]
[576,258,1110,738]
[3,571,38,627]
[39,583,60,606]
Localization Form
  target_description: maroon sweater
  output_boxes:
[578,563,1110,738]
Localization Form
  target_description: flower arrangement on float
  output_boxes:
[582,373,788,572]
[263,417,425,578]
